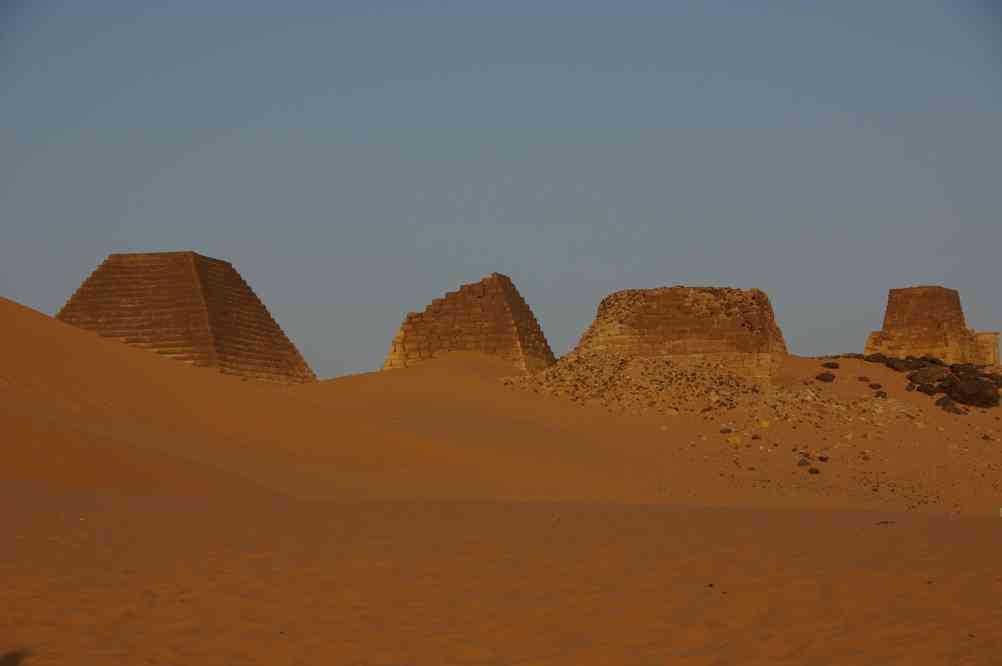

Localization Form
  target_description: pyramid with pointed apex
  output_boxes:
[57,251,316,383]
[383,273,556,373]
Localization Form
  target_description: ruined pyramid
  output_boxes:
[383,273,556,373]
[57,251,316,383]
[572,286,788,380]
[865,286,999,366]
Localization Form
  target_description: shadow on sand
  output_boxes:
[0,650,30,666]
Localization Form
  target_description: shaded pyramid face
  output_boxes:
[571,286,788,379]
[384,273,556,373]
[865,286,999,365]
[57,252,317,383]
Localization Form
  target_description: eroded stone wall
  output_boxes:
[571,286,788,380]
[865,286,998,366]
[383,273,555,373]
[975,333,1000,367]
[57,252,316,383]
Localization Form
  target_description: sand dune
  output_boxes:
[3,295,1001,664]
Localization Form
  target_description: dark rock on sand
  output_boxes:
[950,363,982,378]
[907,366,952,385]
[935,395,968,415]
[944,378,1000,408]
[886,357,925,372]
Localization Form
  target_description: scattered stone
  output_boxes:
[507,351,763,416]
[917,383,937,396]
[720,425,734,434]
[808,467,820,475]
[906,383,917,392]
[797,458,810,467]
[822,361,840,369]
[858,376,870,382]
[817,455,829,462]
[815,372,836,383]
[869,383,883,390]
[874,390,888,399]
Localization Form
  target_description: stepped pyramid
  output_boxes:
[57,251,316,383]
[865,286,999,365]
[383,273,556,373]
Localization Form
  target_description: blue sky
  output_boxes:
[2,1,1000,377]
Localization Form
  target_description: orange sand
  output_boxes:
[2,296,1001,664]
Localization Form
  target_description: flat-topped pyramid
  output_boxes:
[865,286,999,366]
[383,273,556,373]
[572,286,788,379]
[57,251,316,383]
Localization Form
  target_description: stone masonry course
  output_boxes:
[383,273,556,373]
[57,251,316,383]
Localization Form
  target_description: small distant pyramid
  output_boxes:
[383,273,556,373]
[57,251,316,383]
[865,285,999,365]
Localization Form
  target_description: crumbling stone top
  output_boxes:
[574,286,788,357]
[880,286,968,332]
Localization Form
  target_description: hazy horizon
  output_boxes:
[3,1,1000,377]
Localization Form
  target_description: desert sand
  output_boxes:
[3,294,1002,665]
